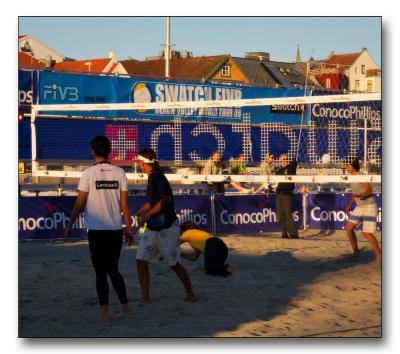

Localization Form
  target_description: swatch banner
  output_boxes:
[307,193,381,231]
[37,70,309,125]
[214,194,303,234]
[18,195,212,240]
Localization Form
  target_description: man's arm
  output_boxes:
[345,195,356,215]
[121,190,134,245]
[64,191,88,237]
[143,195,171,221]
[181,249,201,262]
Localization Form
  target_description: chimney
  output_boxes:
[108,51,116,60]
[44,55,53,68]
[245,52,270,61]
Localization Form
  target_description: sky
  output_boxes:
[19,16,382,67]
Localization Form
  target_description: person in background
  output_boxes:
[345,158,382,264]
[64,135,133,322]
[228,152,253,193]
[203,151,224,193]
[273,153,299,239]
[179,221,235,276]
[255,152,276,194]
[135,149,196,302]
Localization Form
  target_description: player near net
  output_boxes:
[345,158,382,264]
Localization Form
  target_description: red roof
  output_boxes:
[326,52,361,67]
[120,55,229,79]
[53,58,114,73]
[18,51,46,69]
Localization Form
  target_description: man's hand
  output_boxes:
[125,228,134,247]
[64,224,72,238]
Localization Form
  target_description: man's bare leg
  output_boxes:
[346,221,359,256]
[137,260,150,302]
[363,232,382,264]
[170,262,195,302]
[101,304,110,322]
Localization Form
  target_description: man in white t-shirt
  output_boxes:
[65,135,134,322]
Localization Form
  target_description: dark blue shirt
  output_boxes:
[146,169,177,230]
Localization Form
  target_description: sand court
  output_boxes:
[19,230,381,337]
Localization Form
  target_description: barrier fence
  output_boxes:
[18,193,381,240]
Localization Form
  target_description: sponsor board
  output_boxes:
[18,195,212,240]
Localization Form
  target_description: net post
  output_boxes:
[302,192,308,231]
[364,113,368,173]
[30,107,39,181]
[210,193,217,235]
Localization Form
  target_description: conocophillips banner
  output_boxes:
[37,70,309,125]
[18,195,212,240]
[18,194,381,240]
[307,193,381,231]
[215,194,303,234]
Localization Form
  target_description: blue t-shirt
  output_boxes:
[146,169,177,230]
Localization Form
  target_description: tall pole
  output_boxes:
[165,16,171,79]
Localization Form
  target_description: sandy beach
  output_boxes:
[18,229,381,338]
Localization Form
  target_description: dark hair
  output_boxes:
[91,135,111,157]
[138,148,159,168]
[180,221,201,233]
[349,158,360,172]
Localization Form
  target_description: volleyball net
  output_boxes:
[29,90,381,185]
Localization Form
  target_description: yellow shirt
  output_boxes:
[180,229,213,253]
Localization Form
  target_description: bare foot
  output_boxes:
[122,303,129,316]
[140,297,150,304]
[185,293,197,302]
[350,250,361,258]
[101,305,110,322]
[227,266,236,274]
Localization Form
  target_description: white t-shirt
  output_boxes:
[78,162,128,230]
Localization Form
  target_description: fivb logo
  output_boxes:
[43,84,79,102]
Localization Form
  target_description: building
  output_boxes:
[19,35,64,64]
[52,52,127,75]
[120,51,319,89]
[19,51,46,69]
[311,48,381,93]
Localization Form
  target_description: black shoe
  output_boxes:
[290,235,299,239]
[281,234,289,239]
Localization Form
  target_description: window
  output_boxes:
[221,65,231,77]
[367,80,373,92]
[361,65,366,74]
[354,66,357,74]
[355,80,360,91]
[326,78,331,89]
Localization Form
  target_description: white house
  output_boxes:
[327,48,381,93]
[19,35,64,63]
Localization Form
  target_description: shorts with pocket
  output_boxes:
[136,220,181,266]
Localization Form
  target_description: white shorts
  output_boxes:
[136,220,181,266]
[348,203,377,233]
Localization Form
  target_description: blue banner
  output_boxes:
[37,70,309,124]
[35,118,381,164]
[307,193,381,231]
[214,194,303,234]
[18,195,212,240]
